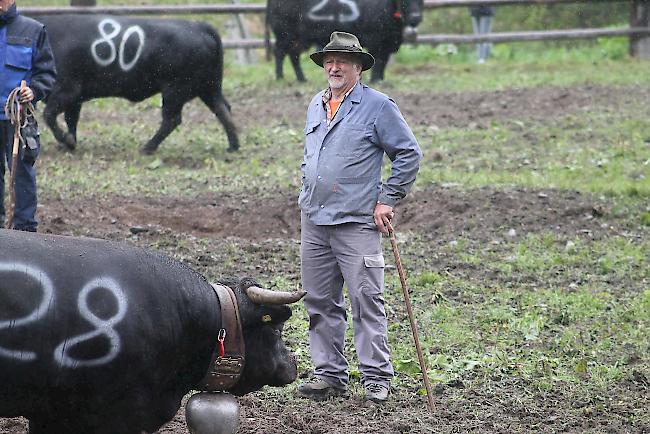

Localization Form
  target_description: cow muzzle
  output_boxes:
[403,26,418,43]
[407,11,423,27]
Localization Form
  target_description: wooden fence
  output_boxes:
[22,0,650,58]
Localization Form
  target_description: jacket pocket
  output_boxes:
[335,124,369,158]
[338,176,372,185]
[303,122,319,135]
[336,176,376,217]
[5,43,33,71]
[303,121,320,157]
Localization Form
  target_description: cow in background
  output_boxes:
[266,0,424,82]
[0,229,304,434]
[29,15,239,154]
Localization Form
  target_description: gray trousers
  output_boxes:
[471,15,493,62]
[300,213,394,389]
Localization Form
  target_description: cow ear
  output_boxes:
[259,305,292,325]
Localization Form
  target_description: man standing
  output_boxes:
[0,0,56,231]
[469,6,495,64]
[297,32,422,403]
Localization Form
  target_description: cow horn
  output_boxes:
[245,286,306,305]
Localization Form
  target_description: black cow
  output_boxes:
[266,0,424,82]
[0,229,304,434]
[30,15,239,154]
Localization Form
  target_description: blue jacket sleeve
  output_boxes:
[30,26,57,103]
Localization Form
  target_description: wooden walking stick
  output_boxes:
[386,221,435,412]
[6,80,27,229]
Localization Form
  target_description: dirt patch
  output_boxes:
[3,379,647,434]
[229,84,647,131]
[38,186,618,243]
[78,83,649,141]
[12,186,638,434]
[37,185,641,294]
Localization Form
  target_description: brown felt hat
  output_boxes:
[310,32,375,71]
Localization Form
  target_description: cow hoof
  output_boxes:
[62,133,77,151]
[226,146,239,153]
[57,141,75,152]
[140,146,157,155]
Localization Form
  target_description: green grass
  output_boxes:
[384,269,649,393]
[222,38,650,91]
[417,115,650,196]
[38,39,650,201]
[17,4,650,427]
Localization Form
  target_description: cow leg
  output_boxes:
[199,91,239,152]
[42,87,80,151]
[273,43,287,80]
[289,50,306,82]
[63,102,82,148]
[274,40,306,82]
[370,52,390,82]
[140,88,188,155]
[273,44,285,80]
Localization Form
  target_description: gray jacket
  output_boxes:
[299,82,422,226]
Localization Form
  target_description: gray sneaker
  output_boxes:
[296,377,346,401]
[364,383,389,403]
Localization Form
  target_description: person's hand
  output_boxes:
[19,87,34,103]
[373,202,394,234]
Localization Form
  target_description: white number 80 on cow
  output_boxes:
[91,18,145,72]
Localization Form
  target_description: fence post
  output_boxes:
[630,0,650,58]
[70,0,96,5]
[228,0,255,64]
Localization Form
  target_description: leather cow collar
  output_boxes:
[199,283,246,392]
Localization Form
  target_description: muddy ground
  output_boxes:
[1,82,648,433]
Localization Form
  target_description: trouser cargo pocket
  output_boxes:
[361,254,385,295]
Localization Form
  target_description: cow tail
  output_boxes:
[208,27,226,98]
[264,4,271,62]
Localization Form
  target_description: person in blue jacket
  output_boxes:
[469,6,495,64]
[0,0,56,231]
[296,32,422,404]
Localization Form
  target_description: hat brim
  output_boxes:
[310,50,375,71]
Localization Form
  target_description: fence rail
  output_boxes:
[23,4,266,15]
[21,1,650,57]
[419,27,650,44]
[218,27,650,50]
[22,0,632,14]
[423,0,627,6]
